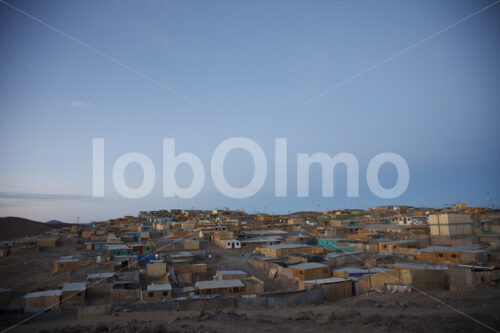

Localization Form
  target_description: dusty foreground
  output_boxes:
[6,288,500,333]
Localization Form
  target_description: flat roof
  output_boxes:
[62,282,87,292]
[263,243,308,250]
[147,283,172,291]
[334,266,391,274]
[418,244,487,253]
[242,230,288,235]
[168,252,193,258]
[87,272,114,279]
[382,263,448,271]
[241,237,282,243]
[379,239,419,244]
[59,255,74,259]
[195,279,245,290]
[290,262,328,270]
[24,290,61,298]
[107,244,130,250]
[326,251,365,258]
[302,277,350,285]
[217,270,247,275]
[55,259,79,263]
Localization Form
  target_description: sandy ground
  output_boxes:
[4,287,499,333]
[0,240,103,306]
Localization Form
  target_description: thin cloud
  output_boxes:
[0,192,90,201]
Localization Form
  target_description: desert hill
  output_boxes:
[0,217,69,241]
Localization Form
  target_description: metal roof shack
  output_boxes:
[416,244,489,264]
[290,262,331,280]
[381,262,449,271]
[194,279,245,296]
[333,266,392,278]
[417,244,486,253]
[195,279,245,290]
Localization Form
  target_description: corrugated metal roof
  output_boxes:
[195,279,244,290]
[302,277,350,284]
[217,270,247,275]
[55,259,79,263]
[418,244,487,253]
[87,272,114,279]
[290,262,327,270]
[62,282,87,292]
[326,251,365,258]
[382,263,448,271]
[263,243,308,250]
[24,290,62,298]
[334,266,391,274]
[241,237,282,243]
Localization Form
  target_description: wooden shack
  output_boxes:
[416,245,488,265]
[24,290,61,309]
[195,279,245,296]
[141,284,172,302]
[61,282,87,305]
[290,262,331,280]
[298,277,353,300]
[216,270,247,280]
[54,258,79,273]
[146,261,167,277]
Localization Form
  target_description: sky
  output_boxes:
[0,0,499,222]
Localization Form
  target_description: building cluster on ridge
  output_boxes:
[1,203,499,312]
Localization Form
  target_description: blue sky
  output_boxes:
[0,0,499,222]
